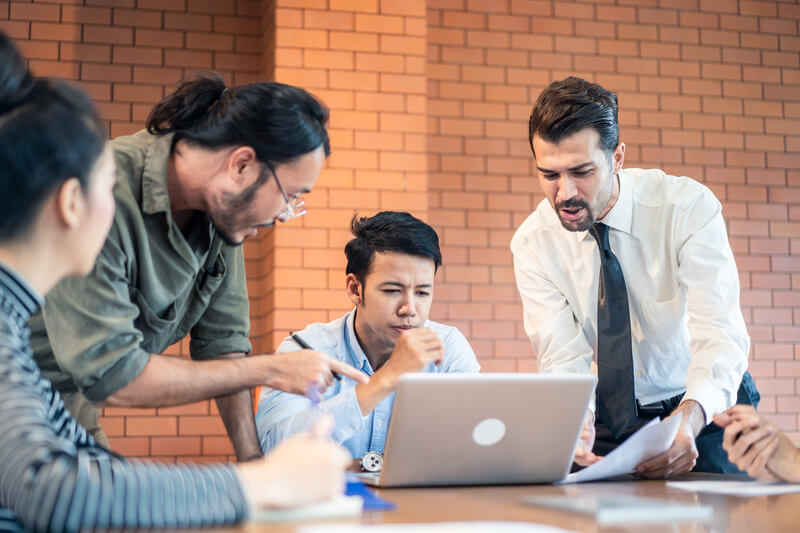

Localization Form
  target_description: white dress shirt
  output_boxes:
[255,309,480,457]
[511,168,749,424]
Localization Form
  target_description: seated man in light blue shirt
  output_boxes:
[256,211,480,465]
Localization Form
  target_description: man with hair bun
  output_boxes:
[256,211,480,468]
[512,76,760,477]
[0,30,350,531]
[30,74,368,462]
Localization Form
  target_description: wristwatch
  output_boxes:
[359,451,383,472]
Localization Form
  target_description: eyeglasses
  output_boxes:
[266,161,306,223]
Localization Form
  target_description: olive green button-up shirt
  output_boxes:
[30,130,252,403]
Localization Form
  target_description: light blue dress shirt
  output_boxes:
[255,309,480,458]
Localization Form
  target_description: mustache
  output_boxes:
[555,198,590,211]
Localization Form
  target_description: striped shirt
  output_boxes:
[0,263,249,531]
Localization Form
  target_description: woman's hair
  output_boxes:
[147,74,330,172]
[0,32,107,243]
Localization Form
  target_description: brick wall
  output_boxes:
[3,0,799,457]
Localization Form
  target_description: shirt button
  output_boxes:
[635,371,643,378]
[377,420,384,427]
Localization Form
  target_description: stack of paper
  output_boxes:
[667,480,800,497]
[523,494,712,525]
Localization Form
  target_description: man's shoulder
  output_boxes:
[510,197,558,252]
[276,315,348,355]
[625,168,717,211]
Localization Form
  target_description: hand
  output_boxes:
[262,350,369,395]
[377,328,444,386]
[574,411,601,466]
[636,401,704,479]
[715,405,800,482]
[237,416,351,509]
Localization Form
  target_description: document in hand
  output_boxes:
[562,413,682,483]
[523,494,712,525]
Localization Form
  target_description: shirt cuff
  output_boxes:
[683,380,726,426]
[82,347,150,403]
[190,335,252,360]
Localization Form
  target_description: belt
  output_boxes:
[636,392,684,416]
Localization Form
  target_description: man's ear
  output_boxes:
[346,273,362,306]
[228,146,259,186]
[54,178,84,230]
[613,142,625,174]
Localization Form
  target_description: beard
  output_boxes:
[210,170,272,246]
[554,197,594,232]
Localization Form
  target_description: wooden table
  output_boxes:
[224,474,799,532]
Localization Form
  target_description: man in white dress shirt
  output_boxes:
[256,211,480,470]
[511,76,759,477]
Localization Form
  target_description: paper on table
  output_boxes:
[252,495,363,522]
[562,412,682,483]
[298,522,577,533]
[667,480,800,497]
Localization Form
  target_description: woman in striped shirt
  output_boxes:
[0,32,349,532]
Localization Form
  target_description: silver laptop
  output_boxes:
[357,372,596,487]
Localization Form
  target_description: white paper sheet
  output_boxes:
[667,480,800,497]
[252,495,363,522]
[299,523,576,533]
[563,413,682,483]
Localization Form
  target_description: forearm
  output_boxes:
[355,371,396,416]
[674,399,707,438]
[768,433,800,483]
[101,352,267,408]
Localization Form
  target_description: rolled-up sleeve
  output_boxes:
[40,224,150,403]
[189,244,252,360]
[676,188,749,424]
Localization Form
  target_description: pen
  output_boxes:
[290,331,343,381]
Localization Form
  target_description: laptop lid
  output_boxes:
[376,372,596,487]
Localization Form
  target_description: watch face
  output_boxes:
[361,451,383,472]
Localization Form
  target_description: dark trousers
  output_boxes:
[592,372,761,474]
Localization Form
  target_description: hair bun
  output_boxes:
[0,32,35,116]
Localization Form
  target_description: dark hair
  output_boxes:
[147,74,330,175]
[0,32,107,242]
[345,211,442,284]
[528,76,619,157]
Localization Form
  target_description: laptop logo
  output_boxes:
[472,417,506,446]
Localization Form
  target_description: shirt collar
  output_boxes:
[344,309,373,374]
[141,133,176,216]
[0,261,43,320]
[598,170,633,235]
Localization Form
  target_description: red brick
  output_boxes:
[10,3,61,22]
[30,22,82,42]
[83,24,132,44]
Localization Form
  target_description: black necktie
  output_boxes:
[589,222,637,439]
